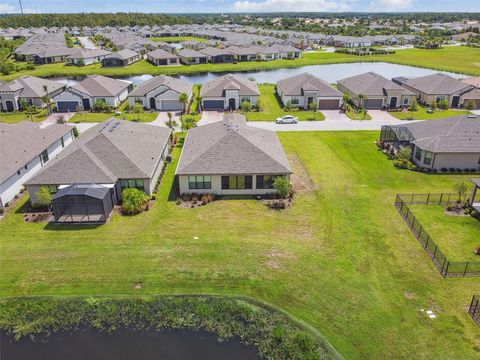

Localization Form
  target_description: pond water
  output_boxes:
[53,61,466,87]
[0,328,260,360]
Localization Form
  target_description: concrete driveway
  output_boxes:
[367,110,400,121]
[322,110,350,121]
[198,111,224,126]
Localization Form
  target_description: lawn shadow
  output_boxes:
[44,222,103,231]
[167,175,179,202]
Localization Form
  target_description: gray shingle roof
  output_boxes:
[277,73,342,97]
[128,75,192,97]
[26,119,171,185]
[389,115,480,153]
[104,49,138,60]
[67,48,112,59]
[200,74,260,97]
[0,122,72,184]
[0,75,65,98]
[176,114,292,176]
[69,75,131,97]
[177,48,207,58]
[338,72,414,96]
[147,48,178,60]
[402,73,472,95]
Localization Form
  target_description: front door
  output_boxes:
[82,98,91,111]
[149,97,156,110]
[5,100,14,112]
[451,96,460,108]
[228,98,236,111]
[389,97,397,108]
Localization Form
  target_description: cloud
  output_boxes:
[233,0,353,12]
[368,0,413,11]
[0,3,17,13]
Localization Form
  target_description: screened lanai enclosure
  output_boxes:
[471,179,480,212]
[52,184,114,223]
[379,125,415,149]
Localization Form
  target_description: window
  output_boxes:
[291,97,299,105]
[221,175,252,190]
[120,179,145,191]
[403,96,409,105]
[17,170,21,176]
[415,147,422,161]
[188,176,211,190]
[40,150,49,165]
[240,97,250,103]
[435,95,446,102]
[24,165,28,170]
[256,175,280,189]
[61,137,65,148]
[423,151,433,165]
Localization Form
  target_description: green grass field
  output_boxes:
[409,204,480,261]
[0,109,49,124]
[2,46,479,81]
[246,84,325,121]
[150,36,208,43]
[389,106,471,120]
[1,131,479,359]
[69,112,158,123]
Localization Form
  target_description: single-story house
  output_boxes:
[176,113,292,196]
[201,74,260,111]
[462,76,480,89]
[128,75,193,111]
[277,73,343,110]
[337,72,416,109]
[67,49,112,66]
[25,119,172,223]
[0,76,66,112]
[224,46,259,62]
[396,73,476,108]
[53,75,133,112]
[198,47,233,64]
[177,48,208,65]
[102,49,141,67]
[0,122,73,208]
[146,49,180,66]
[379,114,480,171]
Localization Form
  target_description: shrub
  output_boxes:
[454,179,471,200]
[240,100,252,113]
[465,100,475,111]
[392,158,416,170]
[122,188,149,215]
[72,126,79,139]
[408,98,418,111]
[273,177,292,199]
[440,167,448,172]
[396,147,412,161]
[35,186,52,210]
[437,99,449,110]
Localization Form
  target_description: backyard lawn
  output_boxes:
[0,109,49,124]
[2,46,479,82]
[389,106,471,120]
[69,111,158,123]
[1,131,479,359]
[409,204,480,261]
[246,84,325,121]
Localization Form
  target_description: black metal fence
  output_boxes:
[394,193,480,278]
[469,295,480,326]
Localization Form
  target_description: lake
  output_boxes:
[53,62,466,87]
[0,328,260,360]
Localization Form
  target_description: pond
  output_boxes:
[53,61,466,87]
[0,328,260,360]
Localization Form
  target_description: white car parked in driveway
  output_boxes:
[275,115,298,124]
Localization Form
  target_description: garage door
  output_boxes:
[161,100,183,111]
[203,100,224,110]
[57,101,79,112]
[364,99,384,109]
[318,99,340,110]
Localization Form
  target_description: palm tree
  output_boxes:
[178,93,189,114]
[357,93,365,110]
[342,93,351,111]
[41,85,52,115]
[195,93,203,112]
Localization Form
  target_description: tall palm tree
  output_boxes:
[178,93,188,114]
[342,93,351,111]
[41,85,52,115]
[357,93,365,110]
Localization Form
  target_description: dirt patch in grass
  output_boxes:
[288,154,316,193]
[265,250,298,269]
[404,292,416,300]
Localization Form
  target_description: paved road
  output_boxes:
[78,37,97,50]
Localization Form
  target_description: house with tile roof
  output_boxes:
[176,114,292,196]
[0,122,73,208]
[53,75,132,112]
[128,75,193,111]
[380,114,480,171]
[25,119,171,222]
[201,74,260,111]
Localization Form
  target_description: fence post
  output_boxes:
[411,216,415,230]
[443,261,450,277]
[439,193,443,205]
[424,235,429,250]
[464,261,469,277]
[433,245,438,259]
[447,193,451,204]
[418,225,422,240]
[426,193,430,204]
[411,193,414,204]
[440,257,447,275]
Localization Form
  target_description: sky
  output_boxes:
[0,0,479,14]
